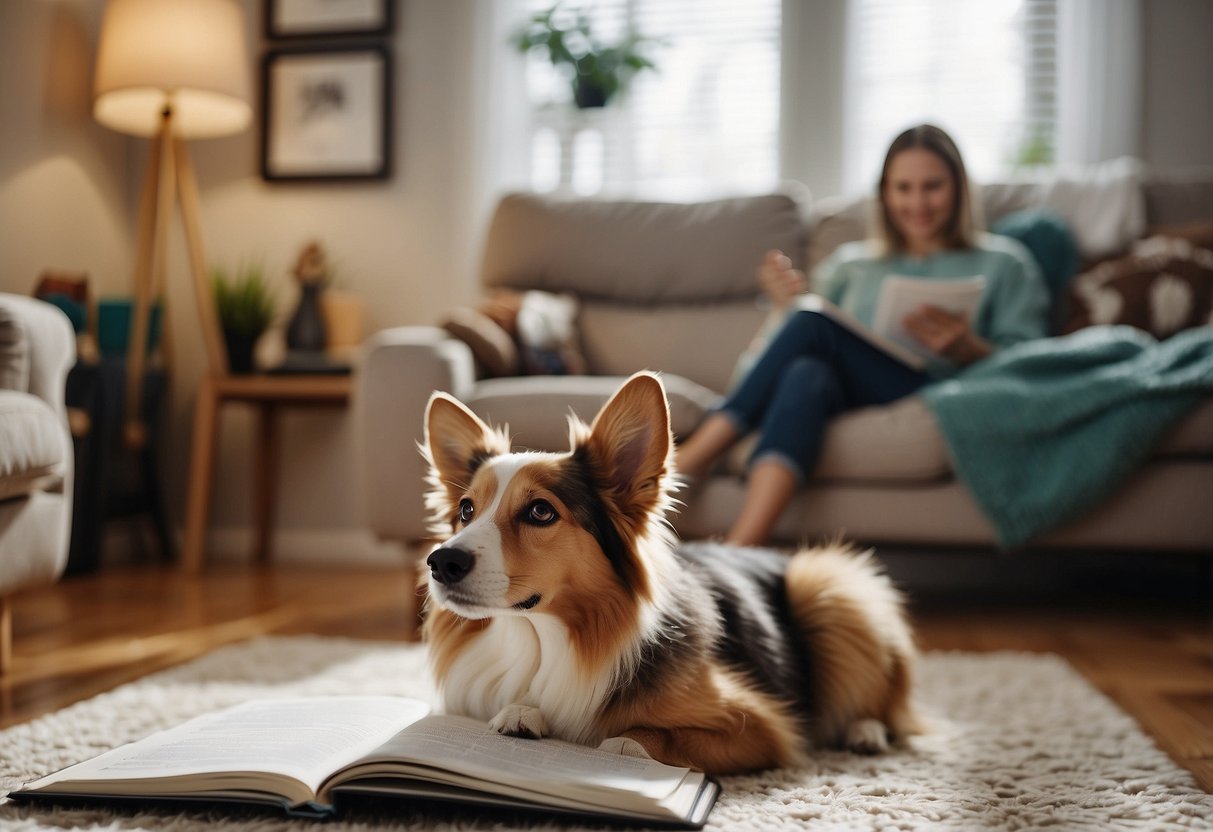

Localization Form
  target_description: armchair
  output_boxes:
[0,293,75,674]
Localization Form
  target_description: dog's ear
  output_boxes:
[582,372,672,521]
[424,393,509,503]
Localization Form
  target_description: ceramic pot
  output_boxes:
[223,328,259,374]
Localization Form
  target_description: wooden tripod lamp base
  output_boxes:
[122,108,231,449]
[93,0,254,568]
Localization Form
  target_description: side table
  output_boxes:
[182,373,352,572]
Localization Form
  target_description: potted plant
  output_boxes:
[212,263,275,374]
[512,5,660,109]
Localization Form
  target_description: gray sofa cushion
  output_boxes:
[578,300,764,394]
[0,390,66,501]
[726,396,952,482]
[480,192,807,304]
[465,374,721,452]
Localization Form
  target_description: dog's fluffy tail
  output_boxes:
[784,544,921,751]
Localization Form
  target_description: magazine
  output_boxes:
[795,275,986,368]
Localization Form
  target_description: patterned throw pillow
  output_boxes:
[441,307,520,378]
[1062,236,1213,337]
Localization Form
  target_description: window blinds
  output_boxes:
[843,0,1057,193]
[523,0,781,200]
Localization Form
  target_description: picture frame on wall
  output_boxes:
[261,45,392,182]
[265,0,394,39]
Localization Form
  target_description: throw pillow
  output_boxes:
[1062,236,1213,338]
[1146,218,1213,252]
[991,209,1082,329]
[441,307,520,378]
[514,290,588,376]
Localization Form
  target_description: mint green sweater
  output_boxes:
[733,233,1051,383]
[816,234,1051,376]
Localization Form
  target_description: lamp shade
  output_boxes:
[93,0,252,139]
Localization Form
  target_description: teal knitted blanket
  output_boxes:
[920,325,1213,548]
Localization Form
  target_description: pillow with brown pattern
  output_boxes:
[1062,236,1213,338]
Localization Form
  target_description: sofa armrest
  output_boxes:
[0,294,75,416]
[354,326,476,545]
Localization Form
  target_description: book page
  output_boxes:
[871,275,987,362]
[337,714,692,805]
[24,697,431,800]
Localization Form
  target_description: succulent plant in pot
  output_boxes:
[212,263,275,374]
[512,4,660,109]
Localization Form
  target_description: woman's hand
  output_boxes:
[902,305,992,365]
[757,249,808,310]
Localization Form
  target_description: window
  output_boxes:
[520,0,782,201]
[843,0,1057,193]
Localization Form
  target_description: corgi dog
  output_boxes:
[421,372,918,776]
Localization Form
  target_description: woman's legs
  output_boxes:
[673,412,740,479]
[676,310,844,479]
[677,310,931,544]
[725,460,798,546]
[726,354,843,544]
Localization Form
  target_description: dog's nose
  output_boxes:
[427,547,474,585]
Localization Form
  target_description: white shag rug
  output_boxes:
[1,636,1210,831]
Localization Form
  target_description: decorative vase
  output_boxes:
[223,328,258,374]
[286,283,327,352]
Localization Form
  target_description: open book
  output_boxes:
[796,275,986,369]
[11,697,719,829]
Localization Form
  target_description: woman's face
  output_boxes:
[883,147,957,252]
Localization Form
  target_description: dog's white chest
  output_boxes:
[438,616,613,744]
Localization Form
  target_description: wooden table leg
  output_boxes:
[182,377,220,573]
[0,596,11,676]
[253,403,280,564]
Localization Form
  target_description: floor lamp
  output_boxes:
[93,0,252,446]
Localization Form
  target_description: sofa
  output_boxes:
[355,168,1213,554]
[0,293,75,674]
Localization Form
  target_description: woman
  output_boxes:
[675,124,1050,546]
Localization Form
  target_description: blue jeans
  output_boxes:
[719,310,930,482]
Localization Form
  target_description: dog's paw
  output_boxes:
[598,736,653,760]
[490,703,547,739]
[845,718,890,754]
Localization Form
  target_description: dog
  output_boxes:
[420,371,919,775]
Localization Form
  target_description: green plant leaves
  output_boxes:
[212,263,275,336]
[511,3,661,109]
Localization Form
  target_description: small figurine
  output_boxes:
[285,241,328,353]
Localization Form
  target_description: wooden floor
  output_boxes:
[2,558,1211,792]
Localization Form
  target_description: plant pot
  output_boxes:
[573,78,609,109]
[223,328,259,374]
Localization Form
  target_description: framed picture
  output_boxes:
[261,45,392,182]
[265,0,394,39]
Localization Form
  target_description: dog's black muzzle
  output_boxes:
[427,547,474,585]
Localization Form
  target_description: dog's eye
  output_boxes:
[458,499,474,524]
[525,500,558,526]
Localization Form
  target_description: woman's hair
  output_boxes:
[873,124,980,254]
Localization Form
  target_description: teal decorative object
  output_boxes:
[97,299,162,358]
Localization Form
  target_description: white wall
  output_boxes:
[0,0,132,300]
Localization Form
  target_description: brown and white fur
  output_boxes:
[421,372,919,776]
